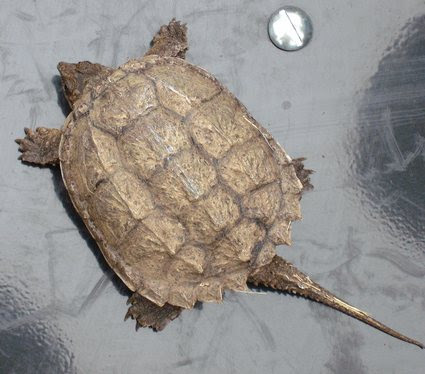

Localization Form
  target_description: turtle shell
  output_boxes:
[59,55,303,309]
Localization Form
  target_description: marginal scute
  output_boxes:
[107,67,128,83]
[167,286,196,308]
[139,277,170,307]
[269,216,292,245]
[249,119,293,168]
[145,62,221,116]
[222,270,250,291]
[188,92,257,159]
[81,128,105,193]
[62,116,98,202]
[281,193,302,221]
[253,241,276,268]
[90,126,122,174]
[197,282,223,303]
[219,138,279,194]
[281,163,304,194]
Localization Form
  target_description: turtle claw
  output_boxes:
[16,127,62,166]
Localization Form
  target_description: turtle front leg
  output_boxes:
[145,19,188,59]
[15,127,62,166]
[125,293,182,331]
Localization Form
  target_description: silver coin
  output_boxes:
[268,6,313,51]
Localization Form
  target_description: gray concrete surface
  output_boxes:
[1,1,425,373]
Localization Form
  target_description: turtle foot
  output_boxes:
[15,127,61,166]
[125,293,182,331]
[145,19,188,59]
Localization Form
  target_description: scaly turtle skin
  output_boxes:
[16,20,423,348]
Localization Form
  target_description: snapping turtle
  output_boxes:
[16,19,423,348]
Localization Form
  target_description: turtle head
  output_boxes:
[57,61,113,110]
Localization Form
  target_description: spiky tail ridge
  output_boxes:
[248,256,424,349]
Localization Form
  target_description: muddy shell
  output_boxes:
[59,55,303,309]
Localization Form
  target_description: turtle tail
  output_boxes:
[248,255,424,349]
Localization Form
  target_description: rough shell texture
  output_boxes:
[59,55,303,309]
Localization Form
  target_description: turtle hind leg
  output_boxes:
[15,127,61,166]
[125,293,182,331]
[145,19,188,59]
